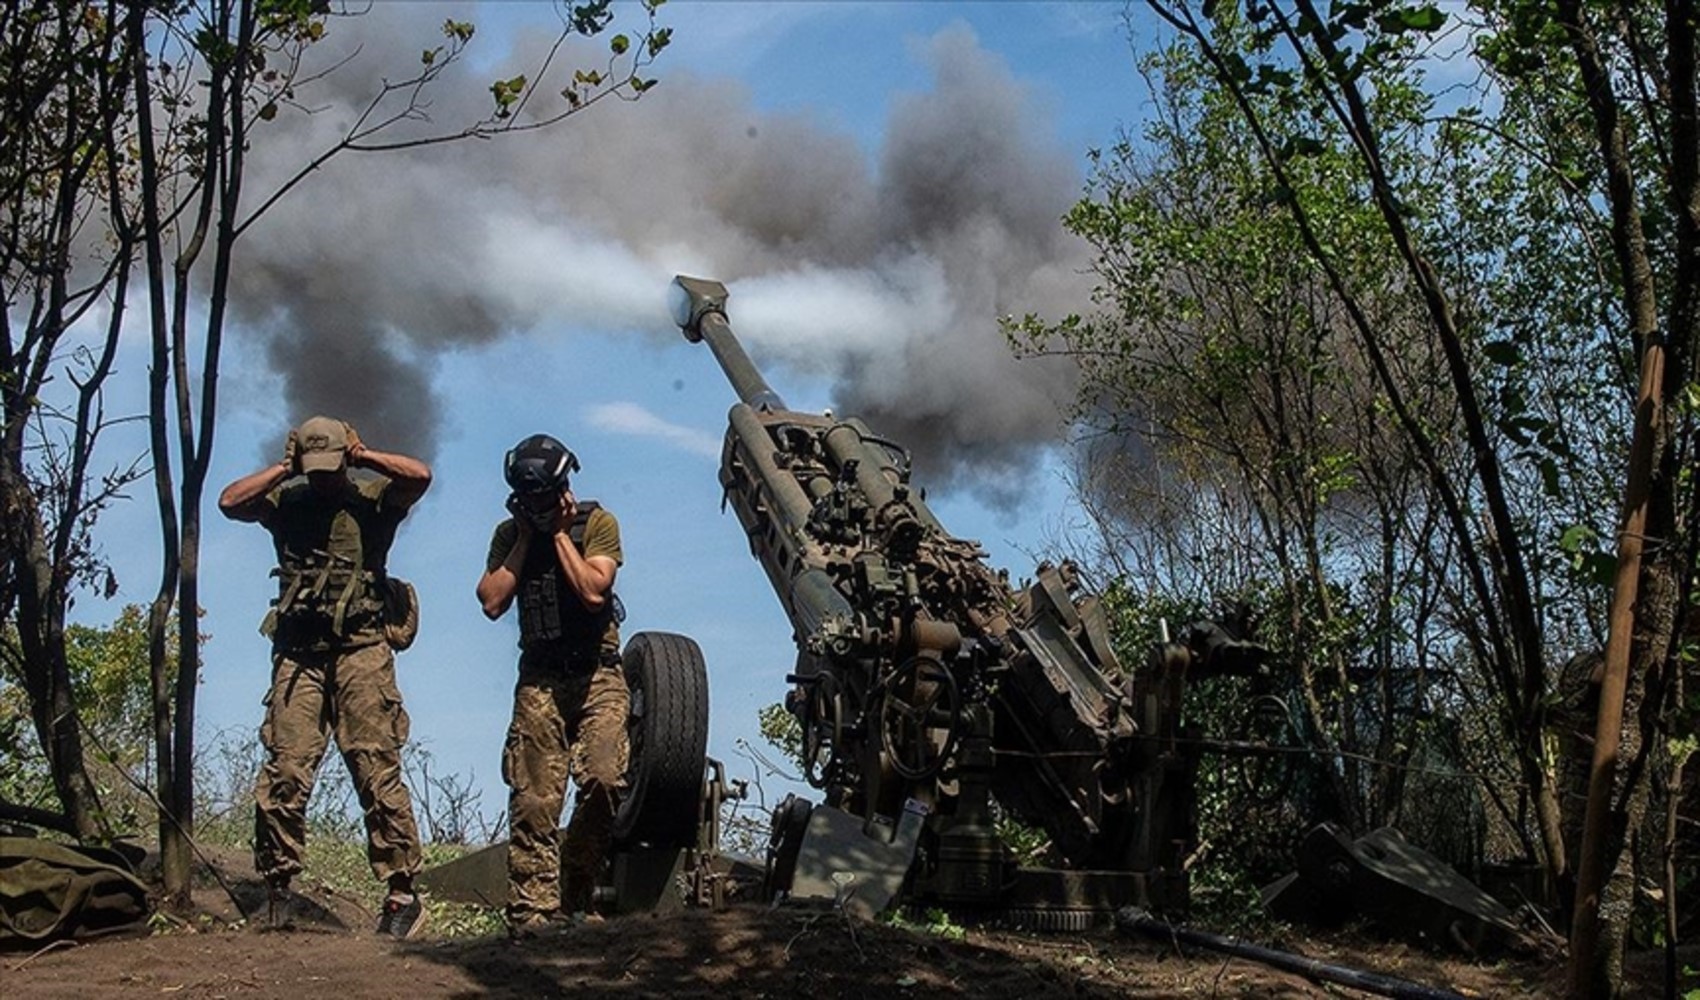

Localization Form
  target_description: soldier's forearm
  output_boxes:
[553,537,615,610]
[477,536,530,618]
[354,448,432,499]
[353,446,430,482]
[478,567,519,618]
[218,462,287,517]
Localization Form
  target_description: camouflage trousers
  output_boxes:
[253,641,422,885]
[503,662,630,918]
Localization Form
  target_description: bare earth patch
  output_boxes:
[8,901,1671,999]
[3,846,1680,998]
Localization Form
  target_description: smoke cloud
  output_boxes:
[231,8,1094,506]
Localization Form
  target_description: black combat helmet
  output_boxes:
[504,433,580,495]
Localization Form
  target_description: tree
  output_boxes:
[1491,4,1698,993]
[1,605,184,832]
[1127,3,1697,994]
[1016,18,1618,891]
[1019,40,1481,843]
[0,0,148,841]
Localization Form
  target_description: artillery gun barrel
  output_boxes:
[670,275,785,412]
[726,403,855,638]
[672,275,853,642]
[728,404,815,529]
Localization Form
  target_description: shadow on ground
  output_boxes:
[404,905,1369,999]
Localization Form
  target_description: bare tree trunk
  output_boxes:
[1,467,103,839]
[1664,747,1687,999]
[127,1,192,903]
[1558,0,1698,992]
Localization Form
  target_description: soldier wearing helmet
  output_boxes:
[476,433,627,936]
[217,416,431,939]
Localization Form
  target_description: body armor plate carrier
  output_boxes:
[267,552,385,649]
[261,478,399,651]
[518,501,625,664]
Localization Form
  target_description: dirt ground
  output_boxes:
[0,906,1554,999]
[4,845,1687,999]
[10,868,1681,1000]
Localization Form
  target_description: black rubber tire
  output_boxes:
[612,631,711,848]
[763,794,813,901]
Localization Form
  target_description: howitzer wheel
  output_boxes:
[801,673,845,789]
[878,656,962,782]
[1236,694,1297,805]
[613,632,711,848]
[763,793,813,901]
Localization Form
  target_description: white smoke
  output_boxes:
[230,6,1094,505]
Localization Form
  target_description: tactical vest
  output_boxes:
[517,501,624,663]
[264,479,397,651]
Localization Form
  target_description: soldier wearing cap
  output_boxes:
[476,433,627,936]
[218,416,432,939]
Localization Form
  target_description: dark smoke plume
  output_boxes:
[231,8,1094,505]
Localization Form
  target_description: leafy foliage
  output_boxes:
[1094,3,1700,988]
[757,700,804,773]
[1011,8,1691,934]
[0,606,187,833]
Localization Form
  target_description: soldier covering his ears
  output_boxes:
[476,433,628,937]
[218,416,431,939]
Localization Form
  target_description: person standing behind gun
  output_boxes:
[475,434,628,939]
[218,416,431,939]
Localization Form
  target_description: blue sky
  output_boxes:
[76,2,1166,837]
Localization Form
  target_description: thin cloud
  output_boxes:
[586,401,722,459]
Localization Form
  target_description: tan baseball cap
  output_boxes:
[296,415,347,473]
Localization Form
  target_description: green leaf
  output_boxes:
[610,33,629,56]
[1577,551,1616,587]
[569,1,616,36]
[1223,52,1253,85]
[490,75,527,109]
[1399,6,1447,32]
[1337,1,1371,30]
[1375,6,1446,34]
[1282,135,1325,159]
[1482,340,1520,365]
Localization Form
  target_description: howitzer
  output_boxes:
[671,275,1259,919]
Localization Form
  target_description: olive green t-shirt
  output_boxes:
[486,505,623,659]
